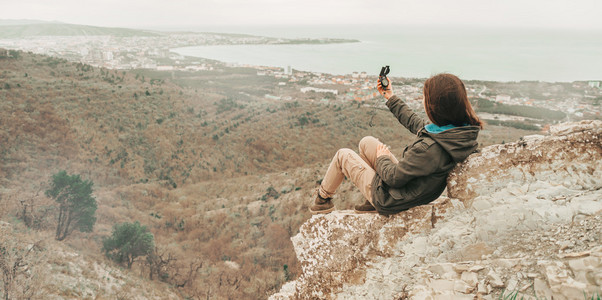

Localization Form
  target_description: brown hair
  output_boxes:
[423,73,483,128]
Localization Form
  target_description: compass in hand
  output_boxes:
[379,66,390,90]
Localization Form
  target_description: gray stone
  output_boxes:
[533,278,553,299]
[487,270,504,288]
[477,281,488,295]
[429,279,455,292]
[469,265,485,272]
[448,120,602,205]
[557,240,574,250]
[428,263,457,279]
[454,279,475,294]
[506,278,518,292]
[493,258,520,269]
[472,196,493,211]
[558,279,588,299]
[460,271,479,286]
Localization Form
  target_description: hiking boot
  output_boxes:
[309,193,334,214]
[354,200,377,214]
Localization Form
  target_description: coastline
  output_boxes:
[168,27,602,82]
[2,22,601,81]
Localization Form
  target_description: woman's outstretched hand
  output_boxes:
[377,77,393,100]
[376,143,392,158]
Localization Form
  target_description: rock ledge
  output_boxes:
[271,121,602,299]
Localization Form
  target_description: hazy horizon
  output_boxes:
[2,0,602,31]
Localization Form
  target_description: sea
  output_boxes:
[169,25,602,82]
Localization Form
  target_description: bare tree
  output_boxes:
[145,248,204,293]
[16,188,50,229]
[146,247,177,281]
[173,258,203,288]
[0,225,46,300]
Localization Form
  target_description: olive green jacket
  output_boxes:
[371,95,480,215]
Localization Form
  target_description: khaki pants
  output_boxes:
[319,136,399,205]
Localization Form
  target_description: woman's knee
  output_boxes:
[336,148,354,157]
[359,136,379,150]
[335,148,355,162]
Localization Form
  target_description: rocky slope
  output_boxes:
[0,221,180,299]
[271,120,602,299]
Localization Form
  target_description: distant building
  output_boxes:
[102,51,113,61]
[496,94,511,102]
[142,62,157,69]
[300,87,338,95]
[588,81,600,88]
[185,65,210,71]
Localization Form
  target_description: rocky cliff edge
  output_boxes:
[271,120,602,300]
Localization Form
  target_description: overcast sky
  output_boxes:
[2,0,602,30]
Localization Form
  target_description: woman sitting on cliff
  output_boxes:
[310,73,483,215]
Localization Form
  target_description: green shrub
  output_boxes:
[102,221,154,269]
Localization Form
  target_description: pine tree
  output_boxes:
[45,170,97,241]
[102,221,154,269]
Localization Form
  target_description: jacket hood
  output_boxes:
[421,125,480,162]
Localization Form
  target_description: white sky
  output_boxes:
[1,0,601,30]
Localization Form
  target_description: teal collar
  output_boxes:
[425,123,458,133]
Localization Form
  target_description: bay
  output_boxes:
[171,25,602,82]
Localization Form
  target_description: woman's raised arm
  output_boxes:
[378,77,426,135]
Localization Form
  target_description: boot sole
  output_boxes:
[310,206,335,214]
[354,209,378,214]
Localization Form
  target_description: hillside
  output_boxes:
[0,19,56,26]
[0,50,543,299]
[0,221,180,299]
[0,23,159,38]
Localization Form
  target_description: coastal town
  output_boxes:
[252,66,601,124]
[0,31,356,70]
[1,29,600,126]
